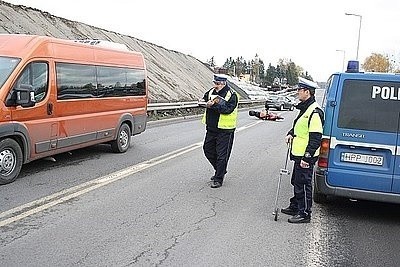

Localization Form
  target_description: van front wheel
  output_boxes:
[111,123,131,153]
[0,138,23,185]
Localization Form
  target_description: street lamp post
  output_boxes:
[345,13,362,60]
[336,49,346,72]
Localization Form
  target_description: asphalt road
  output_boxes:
[1,93,400,266]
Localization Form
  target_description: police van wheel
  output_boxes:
[0,138,23,185]
[111,123,131,153]
[313,188,328,204]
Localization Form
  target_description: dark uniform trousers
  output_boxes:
[203,130,234,183]
[289,160,313,216]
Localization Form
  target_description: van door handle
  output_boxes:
[47,102,53,115]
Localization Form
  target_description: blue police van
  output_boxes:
[314,61,400,204]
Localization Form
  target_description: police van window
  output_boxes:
[56,63,96,100]
[322,76,333,109]
[12,61,49,103]
[337,80,400,133]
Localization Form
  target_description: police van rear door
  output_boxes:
[328,75,400,193]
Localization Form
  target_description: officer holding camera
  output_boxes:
[200,74,239,188]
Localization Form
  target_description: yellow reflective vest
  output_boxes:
[202,89,238,129]
[291,102,323,157]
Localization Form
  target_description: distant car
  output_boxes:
[287,96,299,106]
[265,95,295,111]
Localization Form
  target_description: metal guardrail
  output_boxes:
[146,89,300,112]
[147,101,198,111]
[147,99,264,112]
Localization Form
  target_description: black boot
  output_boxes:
[288,214,311,223]
[210,181,222,188]
[281,207,297,216]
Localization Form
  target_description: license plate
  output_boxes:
[341,152,384,166]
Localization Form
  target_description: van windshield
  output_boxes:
[338,79,400,133]
[0,56,20,89]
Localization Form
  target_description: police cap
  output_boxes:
[298,77,317,91]
[213,74,228,82]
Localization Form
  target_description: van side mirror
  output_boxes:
[15,84,36,107]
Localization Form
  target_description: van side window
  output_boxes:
[97,66,146,97]
[56,63,96,100]
[126,69,146,96]
[13,61,49,103]
[96,66,127,97]
[56,63,146,99]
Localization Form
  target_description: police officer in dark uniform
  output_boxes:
[281,78,324,223]
[200,74,239,188]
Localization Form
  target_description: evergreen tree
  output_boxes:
[258,59,265,80]
[265,63,277,86]
[286,61,298,86]
[219,55,315,85]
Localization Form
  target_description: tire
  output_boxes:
[313,186,328,204]
[289,105,294,111]
[279,104,284,111]
[111,123,131,153]
[0,138,23,185]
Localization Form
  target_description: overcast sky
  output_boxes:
[4,0,400,81]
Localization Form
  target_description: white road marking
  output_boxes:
[0,121,264,227]
[236,120,263,132]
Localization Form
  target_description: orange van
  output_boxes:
[0,34,148,184]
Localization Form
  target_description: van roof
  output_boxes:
[334,71,400,82]
[0,34,145,68]
[0,34,46,57]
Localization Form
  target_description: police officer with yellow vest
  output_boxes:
[281,79,324,223]
[201,74,239,188]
